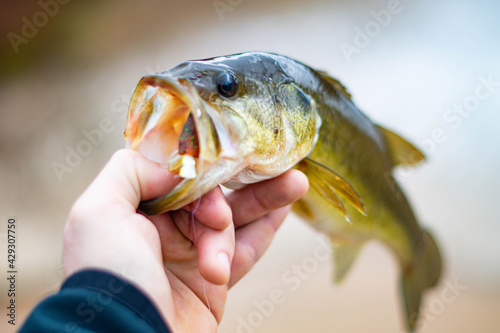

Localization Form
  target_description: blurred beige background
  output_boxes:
[1,0,499,332]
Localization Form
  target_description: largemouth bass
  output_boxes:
[124,52,441,331]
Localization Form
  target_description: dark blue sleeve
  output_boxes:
[20,269,171,333]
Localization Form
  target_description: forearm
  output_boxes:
[20,269,171,333]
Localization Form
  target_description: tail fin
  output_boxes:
[401,229,442,331]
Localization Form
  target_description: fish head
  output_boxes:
[125,53,321,214]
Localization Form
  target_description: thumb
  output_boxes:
[79,149,179,212]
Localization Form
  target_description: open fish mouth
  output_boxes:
[125,73,219,181]
[125,73,228,214]
[125,71,259,215]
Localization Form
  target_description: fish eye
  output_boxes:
[216,72,239,98]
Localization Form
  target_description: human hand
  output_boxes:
[63,149,308,332]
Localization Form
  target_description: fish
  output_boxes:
[124,51,442,331]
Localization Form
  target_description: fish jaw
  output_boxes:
[139,157,247,214]
[125,73,252,214]
[125,74,215,166]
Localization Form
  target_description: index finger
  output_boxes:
[227,169,308,227]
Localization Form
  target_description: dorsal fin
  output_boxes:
[376,125,426,167]
[297,158,367,223]
[316,70,352,99]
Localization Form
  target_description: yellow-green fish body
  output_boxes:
[124,52,441,331]
[293,69,441,330]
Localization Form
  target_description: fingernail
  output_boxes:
[217,252,230,272]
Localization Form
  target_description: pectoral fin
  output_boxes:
[333,242,364,283]
[309,174,352,223]
[292,198,316,220]
[376,125,426,167]
[297,158,367,222]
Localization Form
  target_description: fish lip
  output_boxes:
[125,72,219,178]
